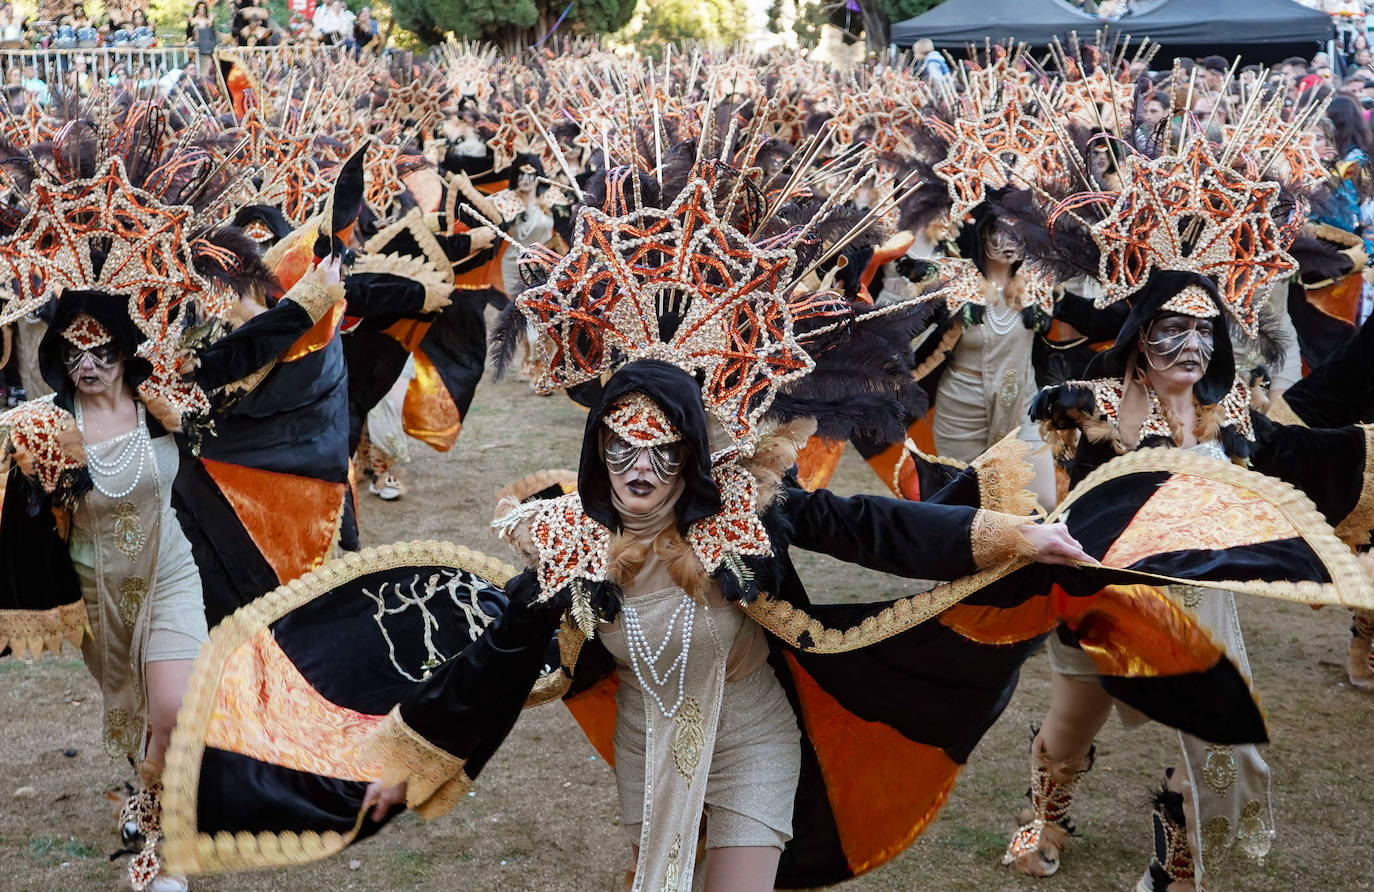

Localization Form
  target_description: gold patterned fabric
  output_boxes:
[70,413,206,759]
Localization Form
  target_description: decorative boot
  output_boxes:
[1003,733,1095,876]
[118,761,187,892]
[1135,771,1196,892]
[1348,610,1374,692]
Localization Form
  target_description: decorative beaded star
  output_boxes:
[933,101,1064,220]
[516,163,814,453]
[0,156,238,334]
[1089,136,1295,337]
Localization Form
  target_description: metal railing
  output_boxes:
[0,42,350,89]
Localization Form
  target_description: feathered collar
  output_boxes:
[1034,375,1256,461]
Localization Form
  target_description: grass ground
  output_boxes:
[3,366,1373,891]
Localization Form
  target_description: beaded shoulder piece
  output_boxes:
[1042,376,1255,458]
[0,396,86,500]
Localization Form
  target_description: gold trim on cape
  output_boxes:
[162,540,516,876]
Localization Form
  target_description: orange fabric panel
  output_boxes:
[201,458,345,585]
[939,584,1226,678]
[1102,473,1292,568]
[864,417,933,499]
[403,349,462,452]
[268,227,318,293]
[784,653,959,878]
[207,629,385,780]
[226,68,252,120]
[860,231,916,289]
[283,299,346,363]
[563,673,620,766]
[384,318,434,354]
[1306,272,1362,325]
[794,436,845,492]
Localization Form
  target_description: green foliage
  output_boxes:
[26,836,98,864]
[391,0,633,46]
[792,0,824,49]
[620,0,748,56]
[873,0,942,20]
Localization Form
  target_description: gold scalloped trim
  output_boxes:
[349,250,456,290]
[970,430,1041,518]
[742,560,1024,654]
[360,708,471,819]
[163,540,518,876]
[971,510,1037,568]
[1049,447,1374,608]
[1334,425,1374,548]
[286,279,346,325]
[912,322,964,383]
[744,444,1374,654]
[0,600,91,659]
[494,469,578,516]
[363,208,452,279]
[523,666,572,707]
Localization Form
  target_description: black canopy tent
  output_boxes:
[1112,0,1333,64]
[890,0,1332,65]
[889,0,1099,49]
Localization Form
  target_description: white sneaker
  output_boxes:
[148,874,189,892]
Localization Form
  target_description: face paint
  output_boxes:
[1142,315,1214,371]
[604,434,684,483]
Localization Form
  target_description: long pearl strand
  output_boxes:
[76,402,149,500]
[619,594,695,719]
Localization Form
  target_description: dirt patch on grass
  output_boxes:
[3,371,1372,891]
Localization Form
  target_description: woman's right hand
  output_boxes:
[361,780,407,821]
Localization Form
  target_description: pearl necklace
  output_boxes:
[983,286,1022,336]
[619,593,695,719]
[76,402,150,500]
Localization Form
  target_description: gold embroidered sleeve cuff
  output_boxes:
[969,509,1037,569]
[284,277,345,324]
[360,707,471,819]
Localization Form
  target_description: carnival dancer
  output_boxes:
[1002,127,1374,886]
[0,104,343,891]
[152,132,1374,892]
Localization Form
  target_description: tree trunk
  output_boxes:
[859,0,888,53]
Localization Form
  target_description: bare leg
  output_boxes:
[143,657,195,775]
[1037,672,1114,761]
[701,845,781,892]
[1005,672,1113,877]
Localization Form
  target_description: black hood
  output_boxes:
[576,360,721,535]
[39,290,153,404]
[955,190,1023,279]
[1084,270,1236,406]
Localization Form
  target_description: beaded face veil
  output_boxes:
[602,392,684,483]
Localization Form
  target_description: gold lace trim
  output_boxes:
[162,540,517,876]
[1334,425,1374,548]
[1052,447,1374,608]
[360,707,471,819]
[0,600,91,659]
[363,207,452,278]
[970,510,1037,569]
[970,430,1043,517]
[746,444,1374,654]
[911,322,964,383]
[284,278,346,325]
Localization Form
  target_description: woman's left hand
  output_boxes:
[1020,521,1098,566]
[361,780,407,821]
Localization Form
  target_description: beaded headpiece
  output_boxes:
[1159,285,1220,319]
[603,393,682,447]
[0,95,275,422]
[1052,135,1302,338]
[61,313,113,350]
